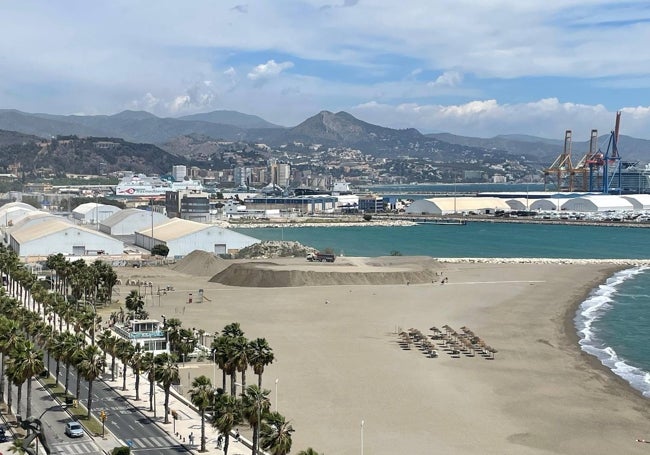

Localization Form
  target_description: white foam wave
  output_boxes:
[575,266,650,397]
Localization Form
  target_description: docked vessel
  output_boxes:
[114,172,203,197]
[613,162,650,194]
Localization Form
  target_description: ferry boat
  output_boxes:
[114,172,203,197]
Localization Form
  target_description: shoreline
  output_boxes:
[111,258,650,454]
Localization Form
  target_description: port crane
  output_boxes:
[543,130,575,192]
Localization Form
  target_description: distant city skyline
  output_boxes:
[2,1,650,140]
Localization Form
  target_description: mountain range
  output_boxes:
[0,108,648,165]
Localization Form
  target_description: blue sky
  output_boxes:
[2,0,650,140]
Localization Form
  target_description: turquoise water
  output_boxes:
[239,222,650,396]
[239,222,650,259]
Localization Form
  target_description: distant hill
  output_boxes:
[178,110,281,129]
[0,129,42,147]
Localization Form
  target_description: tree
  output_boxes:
[15,341,44,418]
[230,336,250,390]
[151,244,169,257]
[248,338,275,388]
[154,353,179,424]
[115,339,135,391]
[211,391,243,455]
[79,344,105,419]
[189,375,213,453]
[242,385,271,455]
[125,290,144,317]
[297,449,322,455]
[129,344,144,401]
[141,352,156,412]
[260,412,295,455]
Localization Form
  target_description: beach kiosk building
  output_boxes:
[112,319,169,355]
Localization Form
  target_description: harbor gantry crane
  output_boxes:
[602,111,623,194]
[573,129,602,192]
[544,130,575,192]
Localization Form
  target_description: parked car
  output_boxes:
[64,421,84,438]
[0,427,8,442]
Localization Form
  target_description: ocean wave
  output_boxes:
[575,266,650,397]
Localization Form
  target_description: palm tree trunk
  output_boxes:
[7,381,12,414]
[258,373,262,388]
[230,371,236,396]
[164,387,170,424]
[135,372,140,401]
[111,357,116,382]
[149,375,154,412]
[241,370,246,390]
[122,363,127,391]
[16,383,22,417]
[222,370,226,392]
[65,365,70,394]
[87,379,94,419]
[26,378,32,418]
[252,424,258,455]
[55,359,60,384]
[200,411,206,452]
[0,353,4,403]
[76,370,81,401]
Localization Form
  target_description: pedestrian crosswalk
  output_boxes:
[127,436,179,449]
[50,441,103,454]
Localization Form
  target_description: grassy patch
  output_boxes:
[39,376,104,436]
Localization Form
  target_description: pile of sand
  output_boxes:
[209,261,440,287]
[171,250,226,276]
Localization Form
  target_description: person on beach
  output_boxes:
[637,438,650,443]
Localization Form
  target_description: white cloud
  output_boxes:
[428,71,463,88]
[247,60,294,81]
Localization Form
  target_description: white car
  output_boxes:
[65,421,84,438]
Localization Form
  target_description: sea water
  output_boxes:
[239,222,650,397]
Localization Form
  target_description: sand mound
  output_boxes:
[172,250,225,276]
[210,262,439,287]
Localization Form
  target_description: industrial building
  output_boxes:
[134,218,259,257]
[165,190,210,222]
[10,219,125,257]
[0,202,38,227]
[561,195,634,212]
[99,208,169,236]
[73,203,121,224]
[405,197,511,215]
[621,195,650,210]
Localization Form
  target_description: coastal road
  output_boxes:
[4,376,104,454]
[45,356,188,454]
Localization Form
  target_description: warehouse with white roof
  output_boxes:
[73,203,121,224]
[10,218,125,257]
[100,208,169,236]
[561,195,634,212]
[405,197,511,215]
[134,218,259,257]
[0,202,38,227]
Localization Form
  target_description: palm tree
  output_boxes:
[211,390,243,455]
[0,318,22,405]
[78,344,105,419]
[230,336,250,390]
[212,336,232,392]
[165,318,183,354]
[49,331,67,386]
[129,344,144,401]
[15,341,44,418]
[125,290,144,317]
[141,352,156,412]
[189,375,213,453]
[260,412,294,455]
[154,353,179,424]
[296,449,322,455]
[248,338,275,387]
[242,385,271,455]
[6,344,27,417]
[116,339,135,391]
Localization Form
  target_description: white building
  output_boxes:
[530,199,565,211]
[0,202,38,227]
[112,319,168,355]
[172,165,187,182]
[405,197,511,215]
[10,219,125,257]
[621,195,650,210]
[100,208,169,236]
[561,195,634,212]
[73,203,121,224]
[134,218,259,257]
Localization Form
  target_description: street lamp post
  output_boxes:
[275,378,279,412]
[361,419,364,455]
[213,350,217,386]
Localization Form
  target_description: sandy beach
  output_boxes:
[107,256,650,455]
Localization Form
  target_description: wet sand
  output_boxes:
[108,258,650,455]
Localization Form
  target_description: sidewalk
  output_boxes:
[99,363,253,455]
